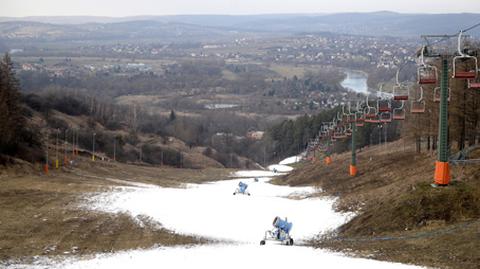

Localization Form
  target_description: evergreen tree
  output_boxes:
[169,109,176,122]
[0,53,25,153]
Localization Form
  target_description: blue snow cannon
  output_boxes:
[273,216,293,235]
[233,181,250,195]
[260,216,294,246]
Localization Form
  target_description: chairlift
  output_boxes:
[333,126,347,139]
[347,113,356,123]
[377,84,391,112]
[433,87,451,103]
[393,70,409,100]
[378,99,391,112]
[355,111,365,127]
[411,87,426,114]
[345,124,352,134]
[393,84,409,101]
[364,114,381,124]
[468,73,480,89]
[380,112,392,123]
[364,95,377,119]
[341,106,349,123]
[469,80,480,89]
[393,101,406,120]
[333,132,347,139]
[417,46,438,85]
[453,31,478,79]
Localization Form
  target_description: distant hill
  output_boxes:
[0,20,242,43]
[1,12,479,38]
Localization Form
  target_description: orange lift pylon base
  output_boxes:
[43,164,49,175]
[349,165,358,177]
[434,161,451,185]
[324,156,332,165]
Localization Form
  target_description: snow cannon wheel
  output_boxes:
[288,238,294,246]
[233,192,236,195]
[260,240,266,245]
[248,193,251,196]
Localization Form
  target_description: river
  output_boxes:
[340,70,369,94]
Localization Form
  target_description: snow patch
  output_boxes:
[268,164,294,172]
[279,155,302,165]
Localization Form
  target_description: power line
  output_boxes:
[462,21,480,33]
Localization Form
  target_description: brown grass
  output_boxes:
[0,157,228,260]
[278,139,480,269]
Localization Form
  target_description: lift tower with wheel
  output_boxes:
[421,31,478,186]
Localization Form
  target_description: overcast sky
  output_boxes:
[3,0,480,17]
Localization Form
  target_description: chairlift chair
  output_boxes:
[364,95,377,119]
[347,113,356,123]
[376,84,391,112]
[469,81,480,89]
[453,31,478,79]
[393,69,409,100]
[453,57,478,79]
[380,112,392,123]
[333,127,347,139]
[417,46,438,85]
[393,84,409,101]
[378,99,391,113]
[410,87,426,114]
[418,65,438,84]
[345,125,352,136]
[393,101,406,120]
[364,113,381,124]
[433,87,451,103]
[355,111,365,127]
[468,77,480,89]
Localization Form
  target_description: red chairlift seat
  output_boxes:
[364,114,380,124]
[393,108,406,120]
[393,101,406,120]
[355,112,365,127]
[333,133,347,139]
[452,55,478,79]
[393,84,409,101]
[468,79,480,89]
[433,87,451,103]
[378,99,391,112]
[364,107,377,119]
[380,112,392,123]
[347,114,356,123]
[418,65,438,85]
[410,86,425,114]
[411,100,426,114]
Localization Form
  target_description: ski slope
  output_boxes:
[7,156,425,269]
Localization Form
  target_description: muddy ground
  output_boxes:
[0,157,230,262]
[279,140,480,269]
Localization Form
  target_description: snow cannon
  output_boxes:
[233,181,250,196]
[273,216,292,234]
[260,216,294,246]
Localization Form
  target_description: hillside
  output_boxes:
[276,139,480,269]
[14,92,262,171]
[1,12,480,39]
[0,20,244,43]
